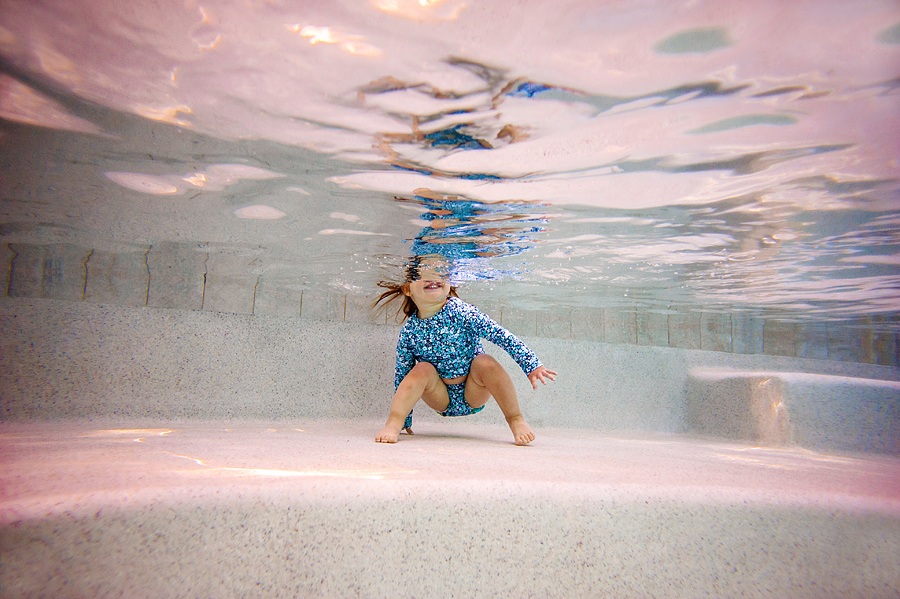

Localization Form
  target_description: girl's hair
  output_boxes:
[374,258,459,320]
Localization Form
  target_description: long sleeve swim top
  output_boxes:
[394,297,542,389]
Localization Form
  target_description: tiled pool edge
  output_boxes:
[4,241,898,366]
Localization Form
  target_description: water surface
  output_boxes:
[1,0,898,329]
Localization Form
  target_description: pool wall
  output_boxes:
[3,295,898,454]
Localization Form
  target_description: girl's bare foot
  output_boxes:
[376,423,404,443]
[507,415,535,445]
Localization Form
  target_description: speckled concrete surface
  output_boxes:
[2,420,899,598]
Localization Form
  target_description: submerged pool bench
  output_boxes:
[2,421,898,598]
[687,369,900,455]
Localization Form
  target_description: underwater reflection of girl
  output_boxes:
[373,260,556,445]
[403,191,544,280]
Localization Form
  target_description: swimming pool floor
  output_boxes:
[2,420,899,598]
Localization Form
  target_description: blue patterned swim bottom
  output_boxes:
[401,381,485,430]
[439,381,485,418]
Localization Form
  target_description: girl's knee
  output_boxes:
[407,361,438,380]
[472,353,504,374]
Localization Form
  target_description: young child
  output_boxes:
[374,266,556,445]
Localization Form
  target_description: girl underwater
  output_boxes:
[374,264,556,445]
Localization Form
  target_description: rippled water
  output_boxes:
[1,0,899,327]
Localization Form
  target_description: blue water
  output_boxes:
[1,0,898,331]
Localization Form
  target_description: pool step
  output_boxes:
[687,369,900,455]
[2,421,898,598]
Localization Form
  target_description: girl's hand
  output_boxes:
[528,366,557,390]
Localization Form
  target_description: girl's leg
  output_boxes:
[376,362,449,443]
[465,354,535,445]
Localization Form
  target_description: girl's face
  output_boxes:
[404,271,451,312]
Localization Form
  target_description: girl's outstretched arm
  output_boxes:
[462,302,543,375]
[394,329,416,387]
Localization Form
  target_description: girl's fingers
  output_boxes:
[528,367,557,389]
[539,368,557,381]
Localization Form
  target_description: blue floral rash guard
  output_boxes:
[394,297,542,428]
